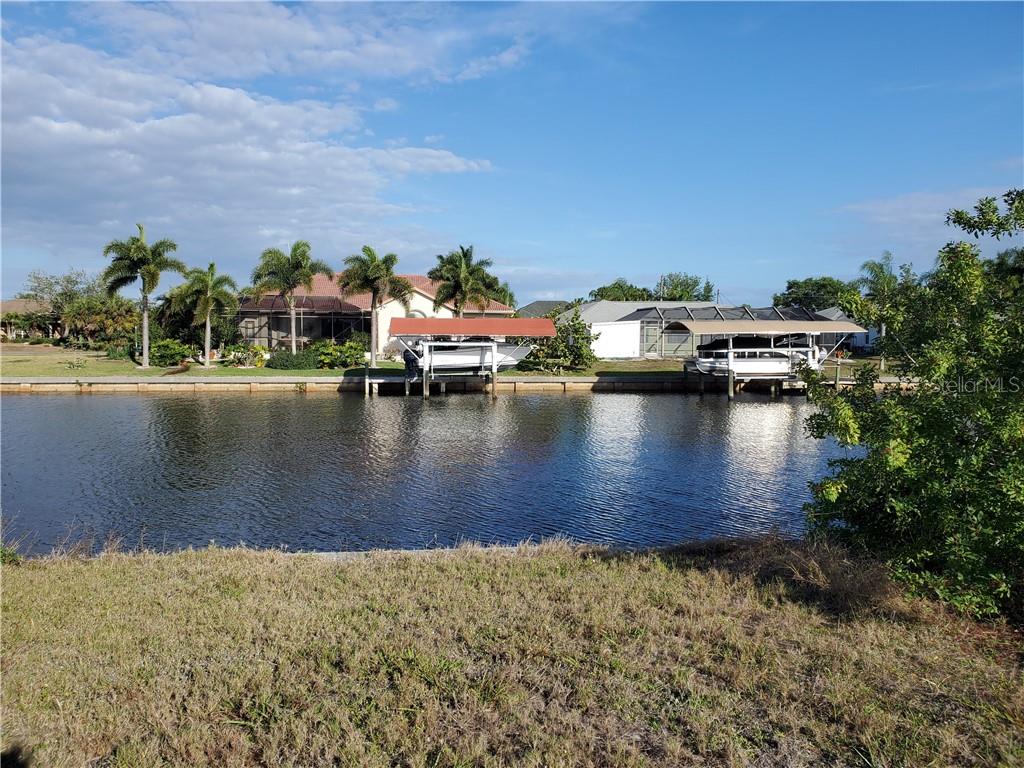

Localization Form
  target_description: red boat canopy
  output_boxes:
[390,317,556,338]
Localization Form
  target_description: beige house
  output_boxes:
[237,274,513,355]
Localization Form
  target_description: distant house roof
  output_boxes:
[0,299,52,315]
[517,300,569,318]
[390,317,556,338]
[560,300,721,325]
[630,305,865,335]
[240,274,513,315]
[815,305,855,322]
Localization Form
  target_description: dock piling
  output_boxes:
[727,369,735,401]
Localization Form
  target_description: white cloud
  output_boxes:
[1,33,489,286]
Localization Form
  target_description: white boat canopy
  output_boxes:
[616,305,864,336]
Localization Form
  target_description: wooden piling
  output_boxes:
[364,364,369,398]
[727,369,735,401]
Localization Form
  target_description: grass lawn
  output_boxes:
[2,539,1020,767]
[503,358,683,377]
[1,345,678,379]
[0,344,401,378]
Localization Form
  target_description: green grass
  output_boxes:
[2,539,1020,767]
[1,345,678,379]
[0,345,402,378]
[503,358,683,377]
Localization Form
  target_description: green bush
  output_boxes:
[265,347,319,370]
[348,331,371,352]
[226,343,268,368]
[27,337,52,345]
[311,340,367,369]
[805,189,1024,618]
[0,544,21,566]
[106,343,133,360]
[149,339,195,367]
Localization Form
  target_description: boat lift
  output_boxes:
[382,317,557,398]
[665,309,866,400]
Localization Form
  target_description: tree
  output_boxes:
[494,281,517,309]
[588,278,652,302]
[16,269,103,335]
[101,224,185,367]
[168,263,239,367]
[804,189,1024,618]
[772,276,854,310]
[62,295,140,343]
[427,245,502,317]
[337,246,413,367]
[533,307,598,370]
[856,251,899,370]
[654,272,715,301]
[250,241,333,356]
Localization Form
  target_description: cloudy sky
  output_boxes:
[2,1,1022,305]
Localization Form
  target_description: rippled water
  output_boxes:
[1,393,844,553]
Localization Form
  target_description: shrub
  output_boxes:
[106,344,132,360]
[27,337,52,345]
[311,340,367,369]
[226,344,268,368]
[266,347,319,370]
[804,189,1024,618]
[348,330,371,352]
[149,339,195,367]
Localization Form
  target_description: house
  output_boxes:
[0,299,57,339]
[816,306,877,352]
[557,300,721,358]
[516,300,569,318]
[237,274,513,354]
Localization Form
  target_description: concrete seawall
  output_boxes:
[0,373,753,395]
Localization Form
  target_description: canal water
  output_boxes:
[1,393,845,554]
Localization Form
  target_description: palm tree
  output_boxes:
[101,223,186,368]
[494,281,517,309]
[858,251,898,371]
[251,241,333,355]
[337,246,413,368]
[428,245,501,317]
[169,263,239,367]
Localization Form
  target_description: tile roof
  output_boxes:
[242,273,513,314]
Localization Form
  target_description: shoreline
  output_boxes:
[0,373,821,394]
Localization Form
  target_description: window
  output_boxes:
[242,318,257,341]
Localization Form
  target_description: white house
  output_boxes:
[558,300,722,359]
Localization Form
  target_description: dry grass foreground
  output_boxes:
[2,539,1021,767]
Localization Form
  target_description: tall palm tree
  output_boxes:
[337,246,413,368]
[101,223,186,368]
[169,263,239,367]
[251,241,333,355]
[858,251,898,371]
[494,281,517,309]
[428,245,501,317]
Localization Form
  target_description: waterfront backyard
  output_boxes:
[2,541,1020,767]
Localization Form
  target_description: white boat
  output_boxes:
[688,336,825,378]
[412,342,535,372]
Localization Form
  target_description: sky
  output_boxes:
[2,1,1022,306]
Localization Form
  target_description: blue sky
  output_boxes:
[2,2,1022,305]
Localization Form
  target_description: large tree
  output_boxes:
[250,241,333,356]
[427,245,501,317]
[16,269,104,336]
[805,189,1024,617]
[169,263,239,367]
[588,278,652,302]
[101,224,185,368]
[337,246,413,367]
[772,276,854,311]
[653,272,715,301]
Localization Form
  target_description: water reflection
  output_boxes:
[1,393,842,554]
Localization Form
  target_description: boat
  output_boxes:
[409,340,535,372]
[687,335,825,378]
